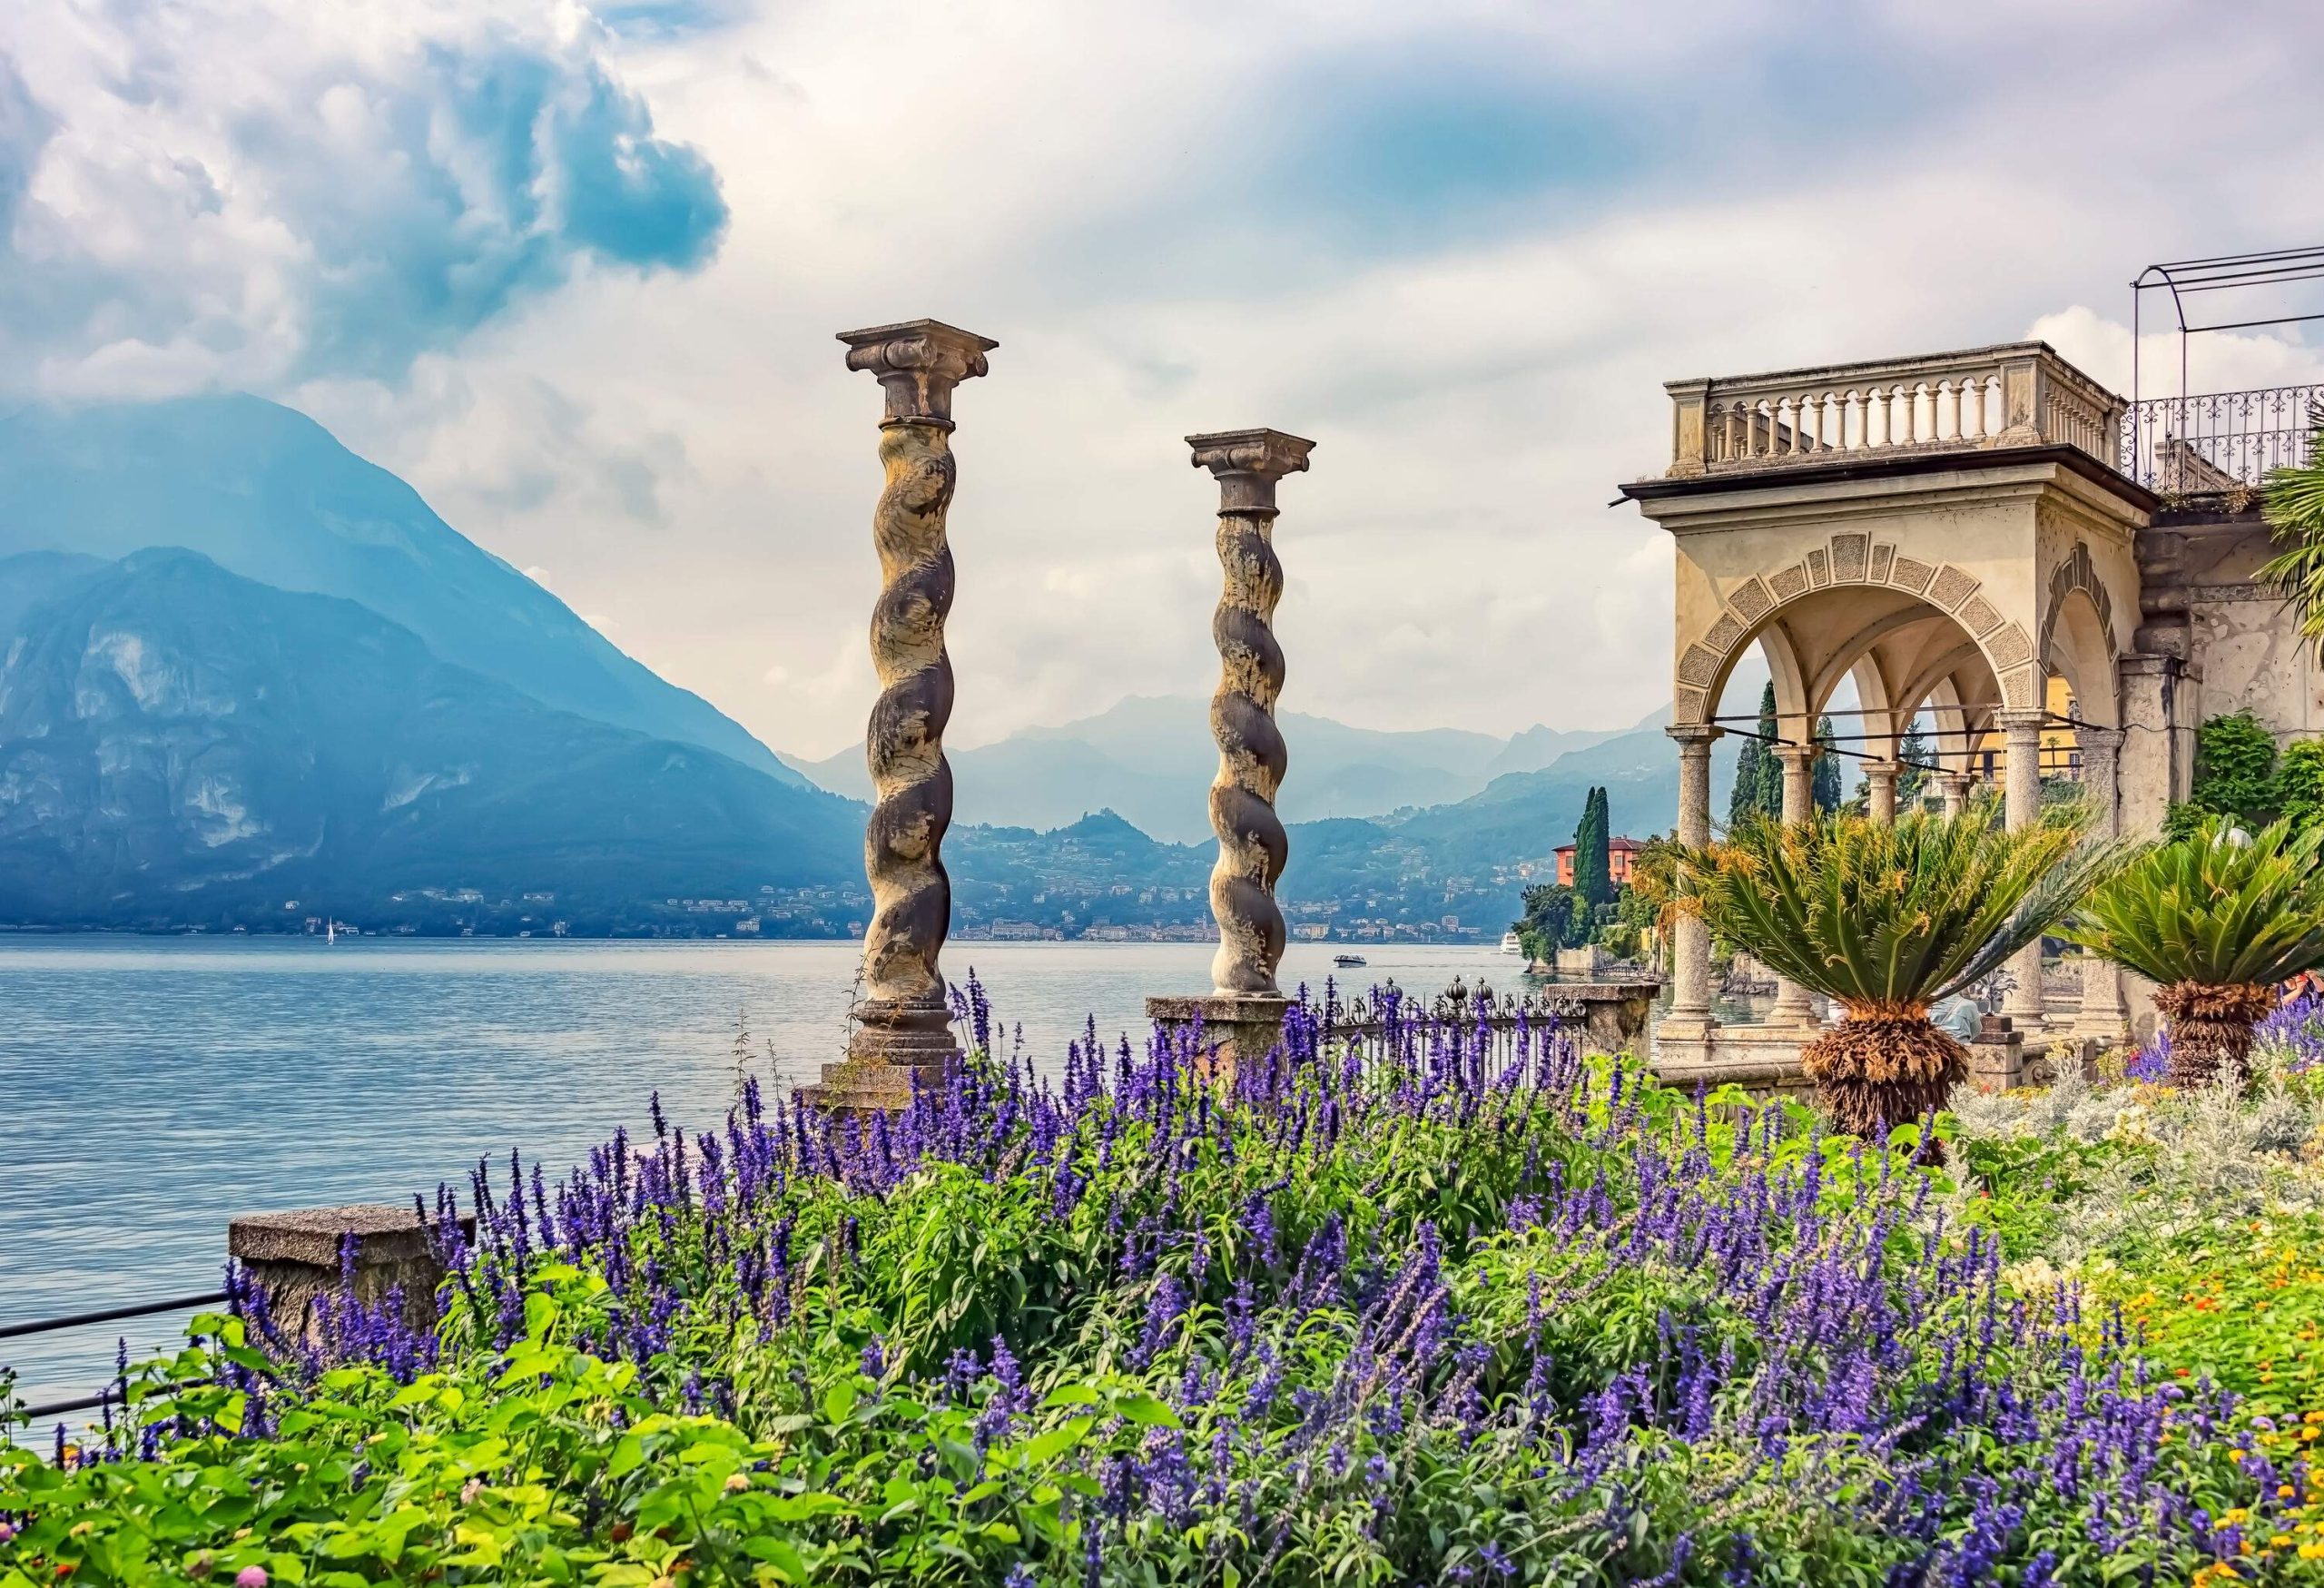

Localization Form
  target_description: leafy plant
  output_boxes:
[2260,406,2324,658]
[1678,806,2125,1136]
[2067,816,2324,1086]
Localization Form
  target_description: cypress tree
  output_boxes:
[1575,785,1612,907]
[1813,714,1843,813]
[1728,682,1785,824]
[1896,721,1932,807]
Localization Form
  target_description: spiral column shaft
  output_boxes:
[807,319,995,1111]
[1147,429,1313,1079]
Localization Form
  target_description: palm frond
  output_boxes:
[2063,815,2324,989]
[2259,413,2324,656]
[1675,807,2132,1012]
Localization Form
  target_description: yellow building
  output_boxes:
[1966,675,2081,785]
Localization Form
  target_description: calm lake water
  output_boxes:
[0,935,1523,1410]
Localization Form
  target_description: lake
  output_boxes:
[0,934,1524,1410]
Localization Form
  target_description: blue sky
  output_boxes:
[3,0,2322,759]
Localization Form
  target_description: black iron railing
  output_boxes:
[2,1289,231,1423]
[2120,384,2322,492]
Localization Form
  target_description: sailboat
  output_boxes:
[325,917,337,946]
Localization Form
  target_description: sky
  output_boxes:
[6,0,2324,762]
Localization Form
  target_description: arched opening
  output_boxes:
[1700,584,2006,808]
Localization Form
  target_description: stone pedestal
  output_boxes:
[228,1204,472,1342]
[1146,992,1288,1083]
[1965,1014,2024,1092]
[1558,981,1659,1056]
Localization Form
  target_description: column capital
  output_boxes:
[2077,724,2126,755]
[1188,429,1315,517]
[838,319,998,426]
[1770,742,1820,768]
[1994,708,2047,736]
[1860,758,1902,779]
[1665,723,1723,749]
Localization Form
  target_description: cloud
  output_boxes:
[0,1,726,394]
[26,0,2324,775]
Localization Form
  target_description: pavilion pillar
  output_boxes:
[1148,429,1315,1075]
[2071,725,2132,1044]
[1863,760,1900,824]
[1768,742,1821,1027]
[1998,708,2049,1030]
[1937,772,1972,817]
[1661,724,1721,1035]
[804,319,997,1114]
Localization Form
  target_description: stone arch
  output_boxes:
[1675,528,2040,729]
[2038,540,2122,727]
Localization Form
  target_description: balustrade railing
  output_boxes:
[1664,343,2125,478]
[2120,384,2323,492]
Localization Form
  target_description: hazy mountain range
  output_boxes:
[0,395,1722,933]
[0,395,810,788]
[786,695,1640,843]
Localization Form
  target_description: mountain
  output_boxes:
[0,549,861,925]
[792,694,1649,842]
[0,395,811,787]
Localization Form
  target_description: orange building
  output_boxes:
[1554,836,1643,889]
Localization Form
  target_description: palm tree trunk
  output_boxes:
[2153,981,2276,1089]
[1799,1009,1966,1139]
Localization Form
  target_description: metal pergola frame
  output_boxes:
[2132,245,2324,408]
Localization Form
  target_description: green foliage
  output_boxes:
[1896,721,1932,808]
[1571,786,1611,908]
[1514,881,1585,958]
[2260,407,2324,658]
[1726,683,1783,827]
[1677,806,2125,1011]
[1812,715,1842,814]
[2067,815,2324,990]
[2169,713,2290,839]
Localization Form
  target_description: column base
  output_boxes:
[797,1056,958,1115]
[799,997,961,1114]
[1147,992,1289,1083]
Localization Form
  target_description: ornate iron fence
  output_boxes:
[2120,384,2323,492]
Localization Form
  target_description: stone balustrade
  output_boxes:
[1664,342,2123,478]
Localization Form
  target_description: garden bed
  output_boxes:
[5,989,2324,1585]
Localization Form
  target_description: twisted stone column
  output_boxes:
[1148,428,1314,1075]
[1769,742,1821,1027]
[2072,725,2132,1043]
[1998,708,2050,1030]
[1198,429,1311,996]
[1661,724,1721,1034]
[807,319,996,1112]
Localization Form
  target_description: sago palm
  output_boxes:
[2064,816,2324,1088]
[1677,807,2123,1139]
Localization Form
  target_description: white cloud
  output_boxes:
[0,0,725,393]
[16,0,2324,771]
